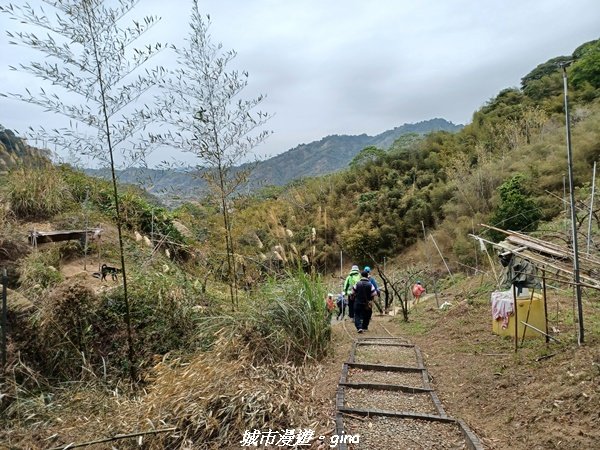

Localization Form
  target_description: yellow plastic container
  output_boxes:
[492,292,547,339]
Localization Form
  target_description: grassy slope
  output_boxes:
[393,276,600,450]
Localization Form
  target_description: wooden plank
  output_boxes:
[415,346,448,418]
[340,381,432,393]
[506,235,566,258]
[28,228,102,245]
[356,341,415,347]
[347,362,424,372]
[338,406,456,423]
[457,419,486,450]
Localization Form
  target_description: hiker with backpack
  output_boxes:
[343,265,361,319]
[363,266,380,327]
[363,266,380,295]
[352,270,377,333]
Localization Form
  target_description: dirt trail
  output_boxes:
[330,317,482,449]
[316,285,600,450]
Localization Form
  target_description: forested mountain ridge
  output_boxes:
[84,118,461,199]
[244,118,462,186]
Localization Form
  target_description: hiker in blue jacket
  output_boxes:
[364,266,380,295]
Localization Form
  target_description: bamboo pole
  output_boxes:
[1,268,6,368]
[562,63,585,345]
[586,161,596,255]
[520,321,561,343]
[422,221,439,307]
[512,284,518,353]
[83,189,89,271]
[543,271,549,344]
[483,245,500,288]
[47,427,177,450]
[520,288,535,346]
[430,234,452,276]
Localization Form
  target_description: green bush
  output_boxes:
[196,270,331,364]
[59,164,107,203]
[96,266,205,373]
[18,248,63,296]
[91,184,189,259]
[489,173,542,241]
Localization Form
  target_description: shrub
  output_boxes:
[196,270,331,365]
[3,167,73,220]
[58,164,105,203]
[18,248,63,297]
[489,173,542,241]
[95,266,205,374]
[30,277,100,379]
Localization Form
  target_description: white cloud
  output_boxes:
[1,0,599,166]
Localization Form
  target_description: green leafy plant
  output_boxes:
[489,173,542,241]
[95,265,205,374]
[18,248,63,297]
[195,270,331,364]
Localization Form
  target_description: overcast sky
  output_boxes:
[1,0,599,166]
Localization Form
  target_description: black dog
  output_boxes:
[101,264,122,281]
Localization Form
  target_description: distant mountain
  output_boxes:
[88,118,462,200]
[248,118,462,186]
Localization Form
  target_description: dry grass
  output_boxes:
[17,247,63,297]
[32,275,100,379]
[2,167,73,220]
[0,345,323,450]
[0,219,31,287]
[137,349,321,449]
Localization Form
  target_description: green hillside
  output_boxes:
[228,38,600,271]
[244,118,462,187]
[85,118,461,201]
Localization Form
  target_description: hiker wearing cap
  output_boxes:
[363,266,380,296]
[343,265,361,319]
[352,270,376,333]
